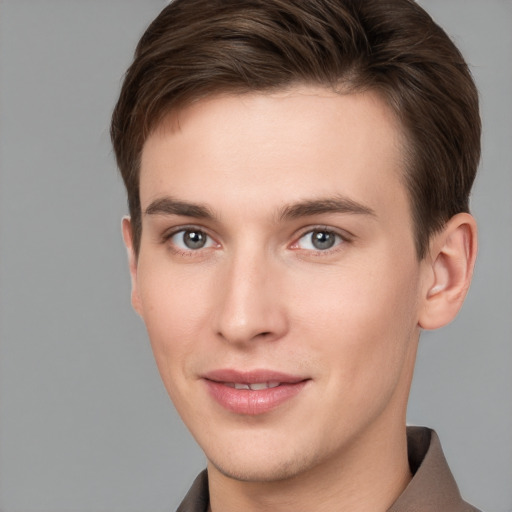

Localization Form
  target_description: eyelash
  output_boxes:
[161,226,218,256]
[290,226,351,255]
[161,225,352,256]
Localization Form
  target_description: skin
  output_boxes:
[122,86,477,512]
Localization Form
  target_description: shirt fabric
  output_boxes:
[176,426,481,512]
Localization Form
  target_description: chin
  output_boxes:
[209,459,301,483]
[206,443,321,483]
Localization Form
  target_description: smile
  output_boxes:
[203,370,309,415]
[223,381,281,390]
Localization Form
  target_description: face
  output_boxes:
[126,87,428,483]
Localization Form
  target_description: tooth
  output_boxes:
[249,382,268,390]
[234,383,250,390]
[267,381,280,388]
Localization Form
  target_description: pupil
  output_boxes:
[184,230,206,249]
[312,230,335,250]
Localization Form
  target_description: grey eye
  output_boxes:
[183,230,206,249]
[171,229,214,250]
[297,229,341,251]
[311,230,336,250]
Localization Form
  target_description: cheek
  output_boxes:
[135,259,212,380]
[292,258,420,382]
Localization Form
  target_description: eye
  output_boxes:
[169,228,216,251]
[295,229,343,251]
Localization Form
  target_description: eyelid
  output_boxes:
[161,224,220,251]
[159,223,352,254]
[289,225,353,252]
[162,224,208,241]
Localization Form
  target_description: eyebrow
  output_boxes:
[278,196,376,220]
[144,195,376,221]
[145,197,215,219]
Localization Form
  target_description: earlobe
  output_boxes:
[418,213,477,330]
[121,216,143,316]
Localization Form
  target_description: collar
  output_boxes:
[388,427,480,511]
[176,427,480,512]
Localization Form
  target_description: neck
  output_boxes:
[207,421,412,512]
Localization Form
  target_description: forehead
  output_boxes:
[139,86,409,224]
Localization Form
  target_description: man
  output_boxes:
[111,0,481,510]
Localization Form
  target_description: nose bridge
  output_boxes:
[214,242,287,345]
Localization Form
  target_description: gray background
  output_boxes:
[0,1,510,511]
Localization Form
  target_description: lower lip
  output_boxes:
[204,380,308,415]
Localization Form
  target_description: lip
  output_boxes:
[202,369,310,415]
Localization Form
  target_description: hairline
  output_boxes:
[133,82,425,258]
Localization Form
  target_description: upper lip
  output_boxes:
[203,369,308,384]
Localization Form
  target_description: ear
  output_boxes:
[418,213,477,330]
[121,216,143,316]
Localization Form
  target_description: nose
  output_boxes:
[212,250,289,346]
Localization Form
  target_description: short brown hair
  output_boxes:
[111,0,480,258]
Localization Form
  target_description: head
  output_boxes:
[111,0,480,493]
[111,0,480,260]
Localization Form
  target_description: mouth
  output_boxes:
[202,370,309,415]
[223,381,281,390]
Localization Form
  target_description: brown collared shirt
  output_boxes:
[177,427,481,512]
